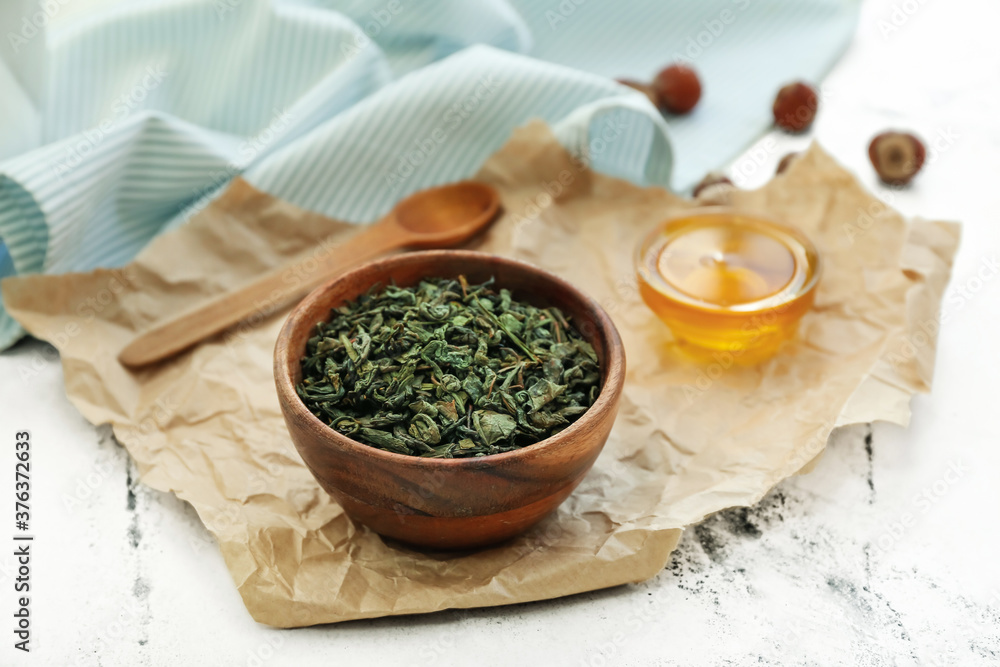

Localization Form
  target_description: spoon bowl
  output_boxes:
[393,181,501,248]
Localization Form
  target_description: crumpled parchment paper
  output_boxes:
[1,122,959,627]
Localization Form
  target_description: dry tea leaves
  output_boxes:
[297,276,601,458]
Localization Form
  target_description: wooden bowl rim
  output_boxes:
[274,249,625,470]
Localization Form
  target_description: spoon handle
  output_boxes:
[118,219,402,368]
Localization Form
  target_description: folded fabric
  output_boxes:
[0,0,860,348]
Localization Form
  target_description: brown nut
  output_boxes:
[773,82,818,133]
[653,64,702,115]
[692,172,734,198]
[868,131,926,186]
[616,79,659,108]
[776,152,800,175]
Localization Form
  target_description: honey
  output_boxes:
[636,209,820,363]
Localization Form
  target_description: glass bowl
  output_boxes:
[636,208,821,364]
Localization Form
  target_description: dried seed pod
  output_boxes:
[868,131,926,186]
[773,82,818,133]
[776,152,800,175]
[692,172,734,198]
[616,78,658,108]
[653,64,702,114]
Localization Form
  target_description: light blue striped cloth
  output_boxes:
[0,0,859,349]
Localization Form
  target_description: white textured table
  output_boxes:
[2,0,999,664]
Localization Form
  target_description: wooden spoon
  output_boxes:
[118,181,501,368]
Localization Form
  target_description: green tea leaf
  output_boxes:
[408,413,442,445]
[296,276,601,458]
[527,378,567,411]
[473,410,517,446]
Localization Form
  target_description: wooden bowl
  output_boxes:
[274,250,625,550]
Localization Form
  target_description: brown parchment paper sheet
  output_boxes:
[1,122,959,627]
